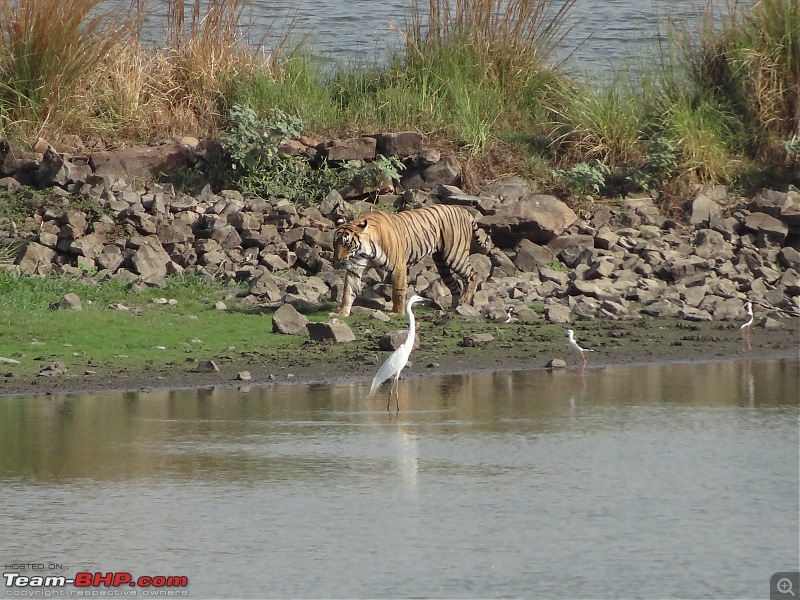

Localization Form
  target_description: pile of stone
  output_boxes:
[1,134,798,336]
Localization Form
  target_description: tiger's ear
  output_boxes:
[357,219,368,229]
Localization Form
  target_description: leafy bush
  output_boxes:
[625,137,680,191]
[214,104,345,204]
[551,159,610,201]
[782,138,800,156]
[342,154,407,194]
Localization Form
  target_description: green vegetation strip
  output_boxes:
[0,0,795,203]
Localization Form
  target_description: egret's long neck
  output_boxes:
[406,302,416,340]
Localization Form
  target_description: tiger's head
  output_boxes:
[333,217,370,262]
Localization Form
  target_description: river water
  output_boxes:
[128,0,716,78]
[1,358,798,599]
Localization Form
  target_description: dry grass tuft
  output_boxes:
[0,0,140,139]
[0,0,294,143]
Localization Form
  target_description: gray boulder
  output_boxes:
[743,212,788,245]
[513,239,554,272]
[478,195,577,247]
[460,332,495,347]
[778,247,800,271]
[689,192,721,226]
[15,242,56,275]
[323,136,376,162]
[130,237,173,279]
[272,303,310,336]
[57,293,82,310]
[544,303,571,323]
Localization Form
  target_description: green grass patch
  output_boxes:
[0,273,296,379]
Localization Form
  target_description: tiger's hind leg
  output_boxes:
[459,267,479,307]
[432,253,465,309]
[434,253,479,309]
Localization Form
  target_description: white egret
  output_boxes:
[740,300,754,352]
[566,329,594,366]
[369,294,428,411]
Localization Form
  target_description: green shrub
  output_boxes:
[624,136,680,191]
[551,159,610,201]
[213,104,345,204]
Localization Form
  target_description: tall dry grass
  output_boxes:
[0,0,139,138]
[0,0,294,143]
[673,0,799,140]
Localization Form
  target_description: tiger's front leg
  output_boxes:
[390,264,408,314]
[336,258,367,317]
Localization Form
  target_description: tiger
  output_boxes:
[332,204,488,317]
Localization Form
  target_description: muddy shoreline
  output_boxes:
[4,316,797,399]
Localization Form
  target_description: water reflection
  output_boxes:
[1,360,797,598]
[1,359,796,483]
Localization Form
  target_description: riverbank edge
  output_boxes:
[3,316,798,399]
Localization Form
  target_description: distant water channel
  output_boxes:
[1,359,798,599]
[124,0,714,79]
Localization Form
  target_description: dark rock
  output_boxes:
[689,192,720,226]
[375,132,423,158]
[38,361,67,377]
[379,330,420,351]
[195,360,219,373]
[307,319,356,343]
[544,304,571,323]
[324,137,377,162]
[418,155,461,189]
[90,142,194,183]
[130,237,172,279]
[15,242,56,275]
[779,247,800,271]
[513,239,554,272]
[743,212,788,244]
[641,300,679,318]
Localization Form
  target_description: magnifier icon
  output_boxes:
[778,578,796,597]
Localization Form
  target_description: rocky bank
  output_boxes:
[0,132,798,389]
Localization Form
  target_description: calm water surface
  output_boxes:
[127,0,715,78]
[1,359,798,599]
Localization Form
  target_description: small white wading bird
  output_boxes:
[370,294,428,411]
[740,300,754,352]
[566,329,594,366]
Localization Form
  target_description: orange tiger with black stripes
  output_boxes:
[333,204,488,316]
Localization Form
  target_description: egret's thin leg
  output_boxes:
[387,377,397,411]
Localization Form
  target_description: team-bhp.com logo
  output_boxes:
[4,571,189,597]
